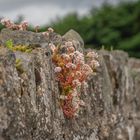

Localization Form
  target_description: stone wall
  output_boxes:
[0,29,140,140]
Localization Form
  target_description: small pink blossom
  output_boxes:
[73,51,85,64]
[21,21,28,29]
[42,31,49,37]
[74,51,83,57]
[71,89,78,97]
[48,27,54,33]
[59,95,67,100]
[72,97,80,108]
[69,53,74,58]
[74,56,84,64]
[72,79,81,87]
[1,18,8,25]
[54,67,62,73]
[71,64,76,69]
[19,21,28,30]
[68,46,75,52]
[66,62,72,68]
[66,63,76,69]
[61,54,70,61]
[21,20,28,26]
[82,64,93,75]
[86,51,98,59]
[75,71,82,77]
[89,60,100,68]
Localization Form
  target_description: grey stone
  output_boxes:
[0,29,140,140]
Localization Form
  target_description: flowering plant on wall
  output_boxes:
[1,18,28,30]
[1,18,99,118]
[0,18,54,34]
[50,41,99,118]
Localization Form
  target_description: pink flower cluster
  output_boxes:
[1,18,28,30]
[54,67,62,73]
[0,18,54,34]
[51,40,99,118]
[86,51,99,70]
[42,27,54,37]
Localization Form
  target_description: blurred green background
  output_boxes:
[0,0,140,58]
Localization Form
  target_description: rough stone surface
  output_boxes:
[0,29,140,140]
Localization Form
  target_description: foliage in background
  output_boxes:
[49,0,140,58]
